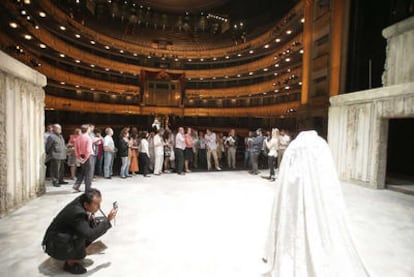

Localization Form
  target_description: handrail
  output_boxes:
[45,94,301,118]
[186,68,302,97]
[38,0,304,58]
[7,0,302,80]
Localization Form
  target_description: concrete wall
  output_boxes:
[328,16,414,189]
[0,51,47,217]
[382,16,414,86]
[328,83,414,188]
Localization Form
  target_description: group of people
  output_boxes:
[44,123,291,192]
[42,130,370,276]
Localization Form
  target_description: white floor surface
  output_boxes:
[0,171,413,277]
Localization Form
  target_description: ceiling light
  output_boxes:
[213,57,217,61]
[105,68,110,71]
[75,34,81,38]
[39,43,46,48]
[285,86,290,90]
[264,44,269,49]
[187,58,192,61]
[237,53,242,57]
[90,40,96,45]
[24,0,31,4]
[75,85,80,88]
[200,77,203,80]
[225,55,230,59]
[300,49,304,54]
[90,64,95,67]
[249,72,253,75]
[21,10,27,15]
[301,18,305,23]
[119,50,124,53]
[60,26,66,31]
[26,16,31,20]
[299,82,302,85]
[105,45,110,49]
[274,72,278,76]
[24,34,32,40]
[39,11,46,17]
[212,77,216,79]
[263,92,267,95]
[287,68,291,72]
[263,68,268,72]
[35,25,39,29]
[225,75,229,78]
[147,55,152,59]
[275,38,281,43]
[9,22,18,28]
[133,53,138,56]
[90,88,95,91]
[59,53,65,58]
[174,58,179,61]
[249,50,254,54]
[286,30,292,35]
[237,74,241,77]
[200,58,204,61]
[60,81,65,85]
[75,59,81,63]
[274,89,279,93]
[285,58,291,62]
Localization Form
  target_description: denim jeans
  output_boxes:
[120,156,129,177]
[103,151,114,178]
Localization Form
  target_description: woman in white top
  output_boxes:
[262,131,369,277]
[265,128,280,181]
[153,128,165,175]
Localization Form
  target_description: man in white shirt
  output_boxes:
[175,127,186,175]
[225,129,237,169]
[205,129,221,171]
[153,128,165,175]
[103,128,115,179]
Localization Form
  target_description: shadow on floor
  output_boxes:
[38,258,111,276]
[38,241,110,276]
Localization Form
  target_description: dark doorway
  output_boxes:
[386,118,414,195]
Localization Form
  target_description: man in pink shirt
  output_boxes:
[73,124,93,192]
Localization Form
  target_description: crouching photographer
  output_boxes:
[42,189,117,274]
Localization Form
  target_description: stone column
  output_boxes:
[0,51,47,217]
[382,16,414,86]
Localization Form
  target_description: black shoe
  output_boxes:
[58,181,69,185]
[52,182,61,187]
[63,262,87,274]
[104,177,112,179]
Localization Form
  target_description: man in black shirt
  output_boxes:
[42,189,117,274]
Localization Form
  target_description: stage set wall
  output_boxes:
[328,16,414,189]
[0,51,46,217]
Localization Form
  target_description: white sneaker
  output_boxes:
[216,167,222,171]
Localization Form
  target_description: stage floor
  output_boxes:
[0,171,413,276]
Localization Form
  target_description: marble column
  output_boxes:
[0,51,47,217]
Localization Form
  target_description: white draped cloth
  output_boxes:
[262,131,370,277]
